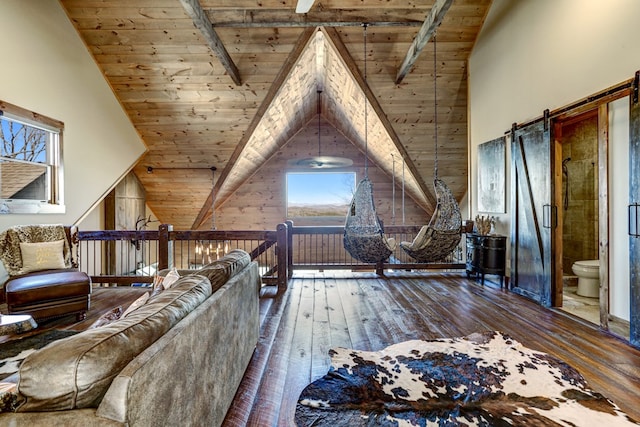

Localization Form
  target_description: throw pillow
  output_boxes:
[19,240,66,273]
[162,267,180,289]
[121,292,150,318]
[150,275,165,298]
[89,306,123,329]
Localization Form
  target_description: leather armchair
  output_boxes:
[0,225,91,321]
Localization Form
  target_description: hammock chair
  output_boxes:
[400,178,461,262]
[343,24,396,264]
[344,177,397,263]
[399,34,462,263]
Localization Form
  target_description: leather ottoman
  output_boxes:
[4,269,91,321]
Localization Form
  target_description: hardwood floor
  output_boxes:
[226,271,640,426]
[0,287,148,344]
[3,275,640,425]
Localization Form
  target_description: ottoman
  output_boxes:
[4,269,91,321]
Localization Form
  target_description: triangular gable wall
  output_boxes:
[197,27,432,228]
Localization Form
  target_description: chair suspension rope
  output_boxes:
[433,34,439,180]
[363,23,369,177]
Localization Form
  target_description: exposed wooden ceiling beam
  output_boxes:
[395,0,454,84]
[213,21,422,28]
[192,27,317,230]
[208,9,423,28]
[179,0,242,86]
[323,27,436,210]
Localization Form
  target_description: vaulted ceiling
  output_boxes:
[59,0,492,229]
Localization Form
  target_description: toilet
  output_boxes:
[571,260,600,298]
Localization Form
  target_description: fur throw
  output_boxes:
[0,224,71,276]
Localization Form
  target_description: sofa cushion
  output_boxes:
[194,249,251,292]
[15,274,212,412]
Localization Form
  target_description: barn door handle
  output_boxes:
[629,203,640,237]
[542,204,556,229]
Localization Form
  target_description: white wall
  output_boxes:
[0,0,146,229]
[469,0,640,294]
[609,97,630,321]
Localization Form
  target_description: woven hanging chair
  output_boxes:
[344,177,396,264]
[400,178,462,262]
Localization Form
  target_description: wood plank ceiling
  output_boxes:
[60,0,492,230]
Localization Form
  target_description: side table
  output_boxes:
[465,234,507,287]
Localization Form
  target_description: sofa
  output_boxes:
[0,249,261,427]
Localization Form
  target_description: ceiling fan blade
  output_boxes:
[288,156,353,169]
[295,0,315,13]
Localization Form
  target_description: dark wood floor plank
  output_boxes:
[357,276,417,343]
[311,275,332,381]
[351,276,398,350]
[245,277,305,427]
[380,276,450,339]
[276,277,315,426]
[323,271,352,350]
[333,273,374,351]
[236,271,640,425]
[394,275,472,337]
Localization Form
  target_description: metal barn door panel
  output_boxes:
[629,73,640,346]
[510,120,553,307]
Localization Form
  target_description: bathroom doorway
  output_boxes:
[552,104,630,339]
[554,110,600,322]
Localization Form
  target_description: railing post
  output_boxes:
[376,260,385,276]
[276,223,288,294]
[285,220,294,279]
[158,224,173,271]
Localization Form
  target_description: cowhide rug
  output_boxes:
[295,331,639,426]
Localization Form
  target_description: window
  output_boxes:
[286,172,355,218]
[0,101,64,214]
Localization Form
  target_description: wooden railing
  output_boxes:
[76,222,464,295]
[284,221,465,277]
[77,224,288,291]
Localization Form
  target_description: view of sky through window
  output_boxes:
[287,172,355,217]
[1,117,47,163]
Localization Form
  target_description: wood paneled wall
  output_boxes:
[215,118,429,230]
[105,172,147,274]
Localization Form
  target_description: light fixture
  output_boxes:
[295,0,315,13]
[288,29,353,169]
[195,165,228,265]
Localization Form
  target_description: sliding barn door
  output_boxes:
[630,73,640,346]
[510,119,554,307]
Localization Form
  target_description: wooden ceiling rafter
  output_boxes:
[213,21,422,28]
[395,0,454,84]
[206,8,425,28]
[192,27,317,230]
[322,27,435,210]
[179,0,242,86]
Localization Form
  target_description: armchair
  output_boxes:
[0,224,91,321]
